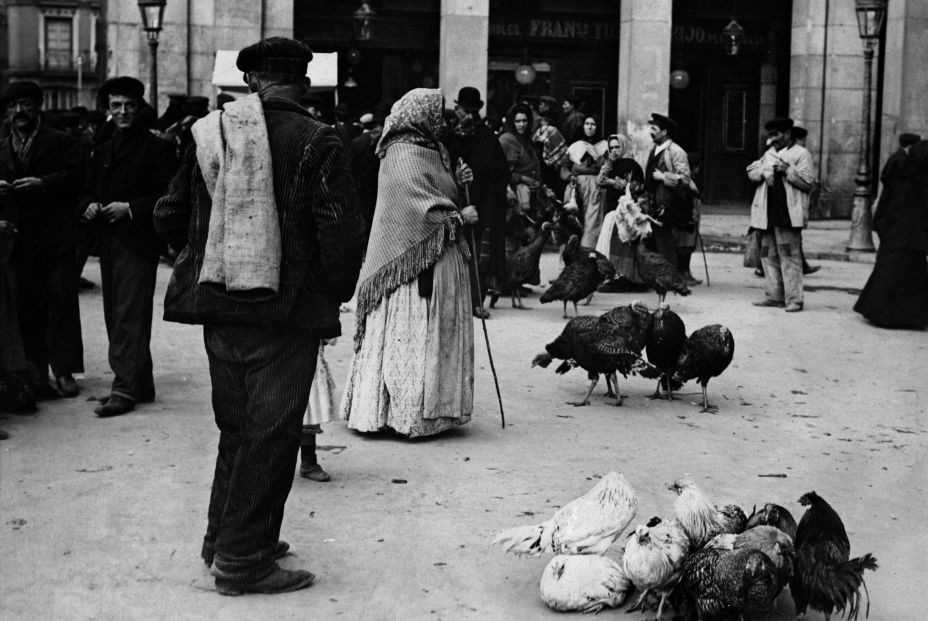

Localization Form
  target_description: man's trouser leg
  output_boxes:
[101,245,158,401]
[13,244,50,383]
[760,229,784,303]
[203,324,317,582]
[775,227,803,307]
[45,250,84,377]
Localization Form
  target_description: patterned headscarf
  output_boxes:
[376,88,450,170]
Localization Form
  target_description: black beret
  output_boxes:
[236,37,313,74]
[0,81,43,108]
[899,133,921,147]
[649,112,679,136]
[790,125,808,140]
[764,117,794,132]
[98,77,145,107]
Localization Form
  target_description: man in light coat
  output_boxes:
[644,113,693,269]
[748,117,815,312]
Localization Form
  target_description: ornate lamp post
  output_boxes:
[137,0,167,115]
[847,0,887,252]
[352,2,377,42]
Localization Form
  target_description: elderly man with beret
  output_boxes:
[79,76,177,416]
[154,37,365,596]
[0,80,84,399]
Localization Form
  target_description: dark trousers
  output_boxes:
[100,241,158,401]
[13,245,84,379]
[203,323,318,582]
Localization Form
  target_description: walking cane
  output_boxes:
[695,229,711,287]
[462,176,506,429]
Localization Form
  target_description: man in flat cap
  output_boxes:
[0,80,85,399]
[644,112,696,274]
[788,125,820,275]
[747,117,815,312]
[154,36,365,595]
[79,76,177,416]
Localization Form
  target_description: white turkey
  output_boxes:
[492,472,638,557]
[539,554,632,613]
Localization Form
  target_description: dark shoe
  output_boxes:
[681,272,703,287]
[55,375,79,398]
[473,306,490,319]
[803,265,821,275]
[78,277,96,290]
[300,462,331,482]
[752,299,785,308]
[94,394,135,417]
[754,268,764,277]
[216,566,315,596]
[137,388,155,404]
[784,302,803,313]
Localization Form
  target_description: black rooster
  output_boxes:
[531,303,652,406]
[636,244,690,308]
[791,491,878,621]
[643,305,687,400]
[541,248,616,318]
[672,324,735,413]
[492,221,551,309]
[746,502,798,540]
[673,546,781,620]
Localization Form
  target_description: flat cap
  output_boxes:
[236,37,313,74]
[0,81,43,107]
[764,117,794,132]
[790,125,808,140]
[899,133,921,147]
[649,112,679,136]
[98,76,145,106]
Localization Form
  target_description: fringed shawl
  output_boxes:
[354,89,465,351]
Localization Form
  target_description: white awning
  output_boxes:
[211,50,339,90]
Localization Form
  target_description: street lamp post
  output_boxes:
[847,0,887,252]
[137,0,167,115]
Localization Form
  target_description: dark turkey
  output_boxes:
[562,235,610,268]
[643,305,687,400]
[671,324,735,413]
[791,491,878,621]
[531,303,654,406]
[541,248,617,318]
[636,244,690,308]
[493,221,551,309]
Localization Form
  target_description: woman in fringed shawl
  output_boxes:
[341,89,478,438]
[595,134,647,291]
[563,115,608,247]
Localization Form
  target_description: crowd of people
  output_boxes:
[1,33,925,593]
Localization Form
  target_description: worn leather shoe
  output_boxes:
[94,394,135,417]
[803,265,821,275]
[785,302,803,313]
[300,462,331,482]
[752,299,785,308]
[216,566,315,596]
[56,375,79,398]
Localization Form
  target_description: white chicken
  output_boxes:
[671,478,747,548]
[492,472,638,557]
[539,554,632,613]
[622,517,690,619]
[615,184,660,243]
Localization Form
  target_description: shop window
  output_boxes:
[723,89,746,151]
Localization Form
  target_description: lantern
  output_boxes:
[670,69,690,90]
[353,2,377,42]
[722,19,745,56]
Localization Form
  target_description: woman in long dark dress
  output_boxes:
[854,140,928,329]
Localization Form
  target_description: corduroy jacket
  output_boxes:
[153,97,365,338]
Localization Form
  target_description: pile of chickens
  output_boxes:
[492,473,877,619]
[533,301,735,413]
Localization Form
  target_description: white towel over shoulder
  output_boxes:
[191,93,281,293]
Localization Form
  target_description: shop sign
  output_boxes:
[490,15,619,43]
[672,23,768,50]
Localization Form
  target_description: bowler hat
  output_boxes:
[0,81,43,108]
[649,112,679,137]
[764,117,794,133]
[237,37,313,75]
[899,133,921,148]
[98,76,145,108]
[455,86,484,111]
[790,125,808,140]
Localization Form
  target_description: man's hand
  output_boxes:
[773,160,790,174]
[82,202,103,222]
[651,170,665,182]
[101,201,131,223]
[12,177,43,191]
[460,205,479,225]
[0,220,17,237]
[0,180,13,196]
[456,160,474,186]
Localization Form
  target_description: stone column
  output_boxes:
[439,0,489,107]
[616,0,672,165]
[879,0,928,166]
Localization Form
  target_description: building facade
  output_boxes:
[10,0,919,216]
